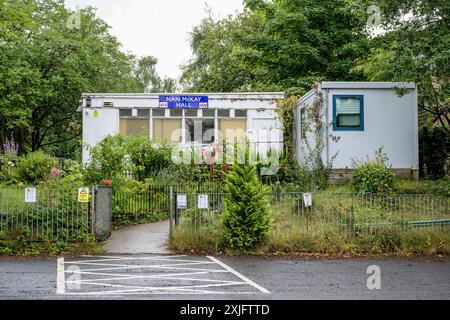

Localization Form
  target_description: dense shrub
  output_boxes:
[352,148,395,195]
[83,135,128,183]
[125,135,173,180]
[395,179,450,197]
[14,151,58,185]
[221,164,272,251]
[84,134,174,183]
[419,126,450,179]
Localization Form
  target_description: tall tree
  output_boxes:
[135,55,177,93]
[181,0,371,95]
[354,0,450,128]
[0,0,142,157]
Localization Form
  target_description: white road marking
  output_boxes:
[56,257,65,294]
[68,274,242,284]
[66,280,246,291]
[75,261,216,272]
[73,257,208,264]
[207,256,270,294]
[73,255,188,263]
[59,254,269,296]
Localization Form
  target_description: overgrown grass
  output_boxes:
[328,178,450,197]
[0,230,102,256]
[170,192,450,256]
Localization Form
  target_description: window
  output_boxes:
[203,109,215,117]
[219,119,247,143]
[185,119,215,144]
[119,119,149,136]
[170,109,182,117]
[185,109,198,117]
[235,109,247,118]
[152,109,166,117]
[333,95,364,131]
[137,109,150,118]
[153,119,182,143]
[119,109,132,117]
[218,109,230,117]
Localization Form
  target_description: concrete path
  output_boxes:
[102,220,171,254]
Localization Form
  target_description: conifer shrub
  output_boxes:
[221,164,272,251]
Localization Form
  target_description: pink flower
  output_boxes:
[50,167,60,175]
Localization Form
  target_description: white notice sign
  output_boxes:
[303,193,312,207]
[25,187,36,203]
[177,195,187,209]
[198,194,209,209]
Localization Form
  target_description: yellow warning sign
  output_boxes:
[93,110,99,118]
[78,187,89,203]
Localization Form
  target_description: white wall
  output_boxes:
[327,88,418,169]
[81,94,283,163]
[296,87,418,169]
[82,108,119,163]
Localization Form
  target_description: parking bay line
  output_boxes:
[207,256,270,294]
[58,255,270,296]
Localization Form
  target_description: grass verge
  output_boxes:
[0,231,103,256]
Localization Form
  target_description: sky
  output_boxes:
[64,0,244,80]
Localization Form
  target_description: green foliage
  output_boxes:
[221,164,272,251]
[83,135,128,183]
[299,90,337,190]
[419,126,449,179]
[275,97,298,164]
[15,151,57,185]
[352,148,395,195]
[355,0,450,128]
[84,134,174,184]
[0,0,145,158]
[395,179,450,198]
[135,55,177,93]
[0,230,101,256]
[181,0,369,93]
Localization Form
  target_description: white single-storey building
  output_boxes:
[295,82,419,180]
[80,92,284,164]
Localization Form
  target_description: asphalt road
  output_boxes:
[0,254,449,300]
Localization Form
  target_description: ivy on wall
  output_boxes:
[275,96,299,164]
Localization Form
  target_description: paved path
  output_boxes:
[0,255,449,300]
[102,220,171,254]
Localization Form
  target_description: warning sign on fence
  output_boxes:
[78,187,89,203]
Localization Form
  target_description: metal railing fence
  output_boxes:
[0,186,94,242]
[170,191,450,241]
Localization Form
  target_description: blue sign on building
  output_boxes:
[159,95,209,109]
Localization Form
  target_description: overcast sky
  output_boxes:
[64,0,244,80]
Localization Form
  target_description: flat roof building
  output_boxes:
[295,82,419,180]
[80,92,285,164]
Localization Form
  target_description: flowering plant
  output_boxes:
[50,167,61,176]
[2,136,19,158]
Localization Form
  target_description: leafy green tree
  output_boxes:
[134,55,177,93]
[354,0,450,128]
[181,0,370,95]
[0,0,143,157]
[221,164,271,251]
